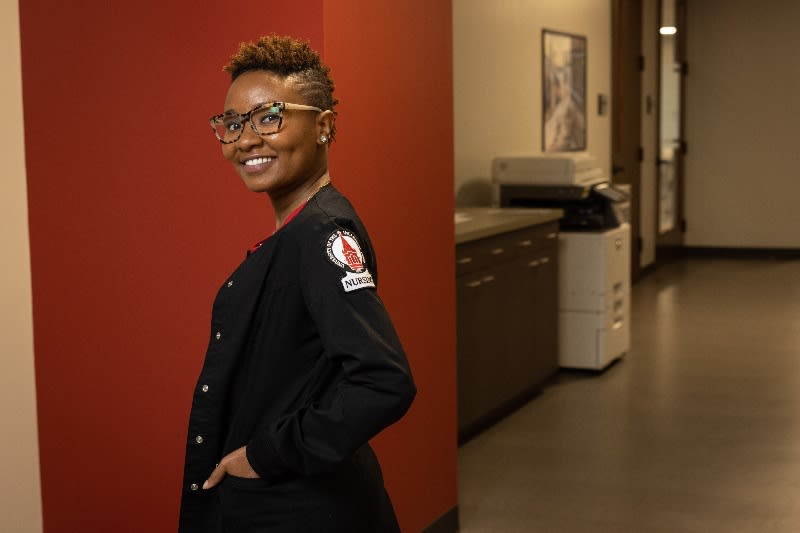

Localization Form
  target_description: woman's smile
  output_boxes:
[240,155,276,174]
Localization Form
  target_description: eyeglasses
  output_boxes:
[209,101,323,144]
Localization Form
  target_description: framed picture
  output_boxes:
[542,29,587,152]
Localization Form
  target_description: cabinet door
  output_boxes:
[457,267,496,432]
[502,250,557,382]
[527,249,559,381]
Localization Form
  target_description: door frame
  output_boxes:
[611,0,643,281]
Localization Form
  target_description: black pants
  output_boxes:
[217,444,401,532]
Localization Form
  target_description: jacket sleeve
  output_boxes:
[245,225,416,479]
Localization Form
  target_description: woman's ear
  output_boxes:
[317,110,335,141]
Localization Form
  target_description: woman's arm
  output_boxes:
[245,225,416,479]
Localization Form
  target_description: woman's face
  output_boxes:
[221,70,329,196]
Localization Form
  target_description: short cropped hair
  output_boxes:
[224,35,338,140]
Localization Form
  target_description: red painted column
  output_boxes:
[323,2,458,531]
[21,2,323,531]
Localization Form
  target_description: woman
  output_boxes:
[179,35,416,533]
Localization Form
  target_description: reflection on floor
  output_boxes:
[458,258,800,532]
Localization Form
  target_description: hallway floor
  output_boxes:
[458,257,800,532]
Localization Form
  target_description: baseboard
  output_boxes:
[457,382,547,445]
[635,261,659,283]
[655,244,686,263]
[685,246,800,259]
[422,506,459,533]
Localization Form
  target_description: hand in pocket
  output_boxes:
[203,445,260,489]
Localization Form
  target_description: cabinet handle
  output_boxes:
[481,275,496,283]
[547,232,557,239]
[466,280,482,288]
[517,239,533,247]
[615,238,623,250]
[457,257,473,265]
[540,256,550,264]
[490,247,505,255]
[528,259,540,268]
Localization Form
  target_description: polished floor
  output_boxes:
[458,257,800,532]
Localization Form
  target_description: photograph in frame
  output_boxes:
[542,29,587,152]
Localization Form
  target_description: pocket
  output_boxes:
[218,474,341,532]
[219,473,311,510]
[222,474,268,490]
[217,475,278,530]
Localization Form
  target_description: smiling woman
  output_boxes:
[178,35,416,533]
[217,69,333,217]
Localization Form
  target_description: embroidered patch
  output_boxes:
[325,230,376,292]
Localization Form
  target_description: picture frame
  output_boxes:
[542,29,587,152]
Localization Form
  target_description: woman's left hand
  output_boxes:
[202,445,260,489]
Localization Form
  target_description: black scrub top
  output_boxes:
[178,185,416,532]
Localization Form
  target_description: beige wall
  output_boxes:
[685,0,800,247]
[453,0,612,205]
[0,1,43,532]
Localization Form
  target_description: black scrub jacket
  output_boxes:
[179,185,416,532]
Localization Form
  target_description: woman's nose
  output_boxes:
[236,123,264,148]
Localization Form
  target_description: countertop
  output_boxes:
[455,207,563,244]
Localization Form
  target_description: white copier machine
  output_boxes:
[492,154,630,371]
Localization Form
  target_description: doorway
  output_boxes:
[656,0,687,257]
[613,0,687,277]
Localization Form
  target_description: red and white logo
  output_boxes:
[326,230,367,273]
[325,230,375,292]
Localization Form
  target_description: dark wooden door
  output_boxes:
[612,0,643,281]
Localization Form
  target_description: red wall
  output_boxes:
[323,2,457,531]
[20,0,455,532]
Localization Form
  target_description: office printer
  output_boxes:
[492,154,631,371]
[491,155,629,231]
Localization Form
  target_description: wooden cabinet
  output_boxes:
[456,220,559,442]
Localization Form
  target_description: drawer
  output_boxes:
[558,224,631,311]
[456,222,559,276]
[601,225,631,295]
[500,222,559,259]
[456,238,512,275]
[558,309,629,369]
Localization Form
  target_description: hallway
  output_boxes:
[458,257,800,532]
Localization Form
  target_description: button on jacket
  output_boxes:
[178,186,416,532]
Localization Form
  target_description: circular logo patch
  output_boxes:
[326,230,367,273]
